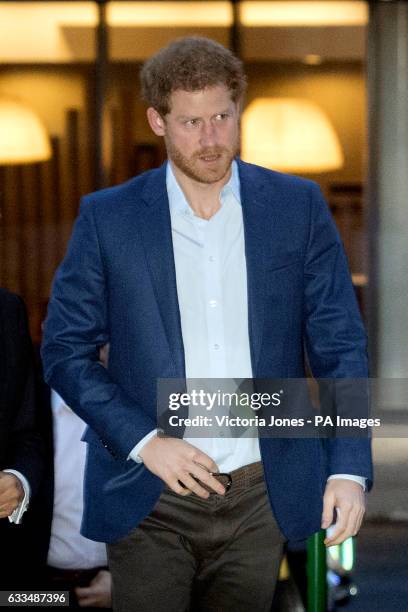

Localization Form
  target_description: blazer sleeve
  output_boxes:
[303,183,373,488]
[3,293,44,498]
[41,199,157,461]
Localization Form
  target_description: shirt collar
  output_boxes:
[166,158,241,216]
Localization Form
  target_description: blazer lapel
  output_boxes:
[135,159,269,380]
[237,159,268,377]
[137,163,185,378]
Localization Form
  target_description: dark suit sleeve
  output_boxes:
[303,184,373,488]
[2,293,44,498]
[41,199,157,461]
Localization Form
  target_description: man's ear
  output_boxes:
[235,96,244,117]
[146,107,166,136]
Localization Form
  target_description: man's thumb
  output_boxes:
[321,494,334,529]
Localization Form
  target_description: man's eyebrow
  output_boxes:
[176,109,232,121]
[176,114,200,121]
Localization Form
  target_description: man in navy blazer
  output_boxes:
[42,37,372,611]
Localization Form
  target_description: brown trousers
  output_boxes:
[107,462,285,612]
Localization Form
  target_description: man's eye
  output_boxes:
[215,113,229,121]
[186,119,199,127]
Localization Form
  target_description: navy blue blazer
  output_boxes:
[41,159,372,543]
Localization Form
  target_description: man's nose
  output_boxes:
[199,122,217,147]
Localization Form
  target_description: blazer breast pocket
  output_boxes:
[264,251,303,273]
[264,254,303,295]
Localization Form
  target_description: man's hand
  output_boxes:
[321,479,365,547]
[75,570,112,608]
[0,472,24,519]
[139,436,226,498]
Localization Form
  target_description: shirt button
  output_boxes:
[209,300,217,308]
[214,344,220,350]
[209,256,214,262]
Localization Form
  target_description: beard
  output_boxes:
[165,135,240,185]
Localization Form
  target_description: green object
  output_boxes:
[307,530,327,611]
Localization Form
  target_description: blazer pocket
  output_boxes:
[264,252,303,272]
[264,258,303,296]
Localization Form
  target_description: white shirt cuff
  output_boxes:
[128,429,160,463]
[3,469,31,524]
[327,474,366,491]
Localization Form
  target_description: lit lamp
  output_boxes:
[0,97,51,164]
[241,98,344,173]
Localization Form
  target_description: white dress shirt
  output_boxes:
[47,390,107,569]
[130,160,365,488]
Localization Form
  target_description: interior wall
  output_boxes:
[0,62,366,194]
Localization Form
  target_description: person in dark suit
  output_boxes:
[0,288,45,589]
[42,37,372,611]
[32,352,112,610]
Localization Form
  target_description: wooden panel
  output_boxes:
[0,88,165,341]
[0,166,6,286]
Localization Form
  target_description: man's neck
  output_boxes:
[170,162,232,220]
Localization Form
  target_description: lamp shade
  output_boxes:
[0,98,51,164]
[241,98,344,173]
